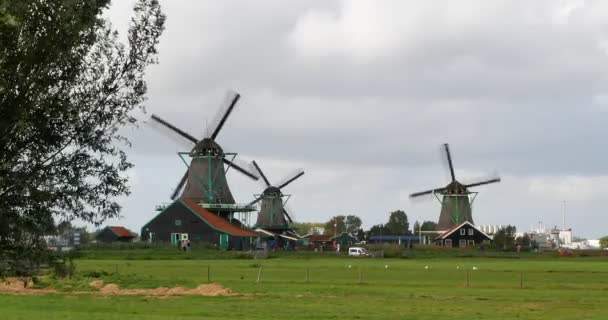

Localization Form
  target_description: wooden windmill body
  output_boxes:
[410,144,500,231]
[150,92,259,213]
[249,161,304,232]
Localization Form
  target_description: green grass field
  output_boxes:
[2,256,608,319]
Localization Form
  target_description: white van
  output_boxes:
[348,247,369,257]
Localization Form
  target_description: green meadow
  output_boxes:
[1,254,608,319]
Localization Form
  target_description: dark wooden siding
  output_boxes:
[141,201,254,250]
[96,228,118,243]
[437,226,491,248]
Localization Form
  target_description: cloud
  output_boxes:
[528,175,608,201]
[96,0,608,239]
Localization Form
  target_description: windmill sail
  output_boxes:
[149,91,258,205]
[410,143,500,231]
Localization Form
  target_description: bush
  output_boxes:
[52,261,75,279]
[81,270,110,278]
[48,249,82,279]
[362,244,403,258]
[600,236,608,249]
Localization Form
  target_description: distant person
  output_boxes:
[336,243,341,254]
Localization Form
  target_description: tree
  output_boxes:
[515,233,531,247]
[385,210,410,235]
[324,216,346,235]
[367,224,389,237]
[421,221,438,231]
[413,221,420,234]
[0,0,165,277]
[355,228,365,241]
[493,226,517,250]
[56,221,73,236]
[345,215,362,235]
[600,236,608,249]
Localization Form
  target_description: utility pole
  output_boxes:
[562,200,566,231]
[418,220,422,244]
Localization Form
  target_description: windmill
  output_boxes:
[410,143,500,231]
[249,160,304,231]
[150,91,259,212]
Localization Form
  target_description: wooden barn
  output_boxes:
[331,232,359,246]
[140,199,260,250]
[96,226,135,243]
[303,234,333,251]
[434,221,492,248]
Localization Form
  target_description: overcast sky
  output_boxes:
[103,0,608,239]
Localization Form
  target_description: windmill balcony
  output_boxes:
[198,202,258,212]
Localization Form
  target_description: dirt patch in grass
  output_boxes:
[89,280,104,289]
[0,278,57,295]
[1,278,233,297]
[94,282,233,296]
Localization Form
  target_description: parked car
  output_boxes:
[348,247,369,257]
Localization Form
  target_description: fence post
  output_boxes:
[256,266,263,284]
[520,272,524,288]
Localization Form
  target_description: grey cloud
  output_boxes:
[103,0,608,238]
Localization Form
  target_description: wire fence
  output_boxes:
[99,262,608,291]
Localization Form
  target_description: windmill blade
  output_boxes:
[209,91,241,141]
[223,158,259,181]
[277,170,305,190]
[150,114,199,144]
[410,187,447,198]
[444,143,456,182]
[464,178,501,189]
[171,170,189,200]
[252,160,271,187]
[283,208,294,224]
[147,118,195,152]
[248,195,263,206]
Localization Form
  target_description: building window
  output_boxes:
[175,219,182,226]
[468,228,474,235]
[468,240,475,247]
[445,239,452,247]
[459,239,467,248]
[460,229,466,235]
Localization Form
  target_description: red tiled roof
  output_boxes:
[434,223,463,240]
[110,226,134,238]
[182,199,260,237]
[304,234,333,242]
